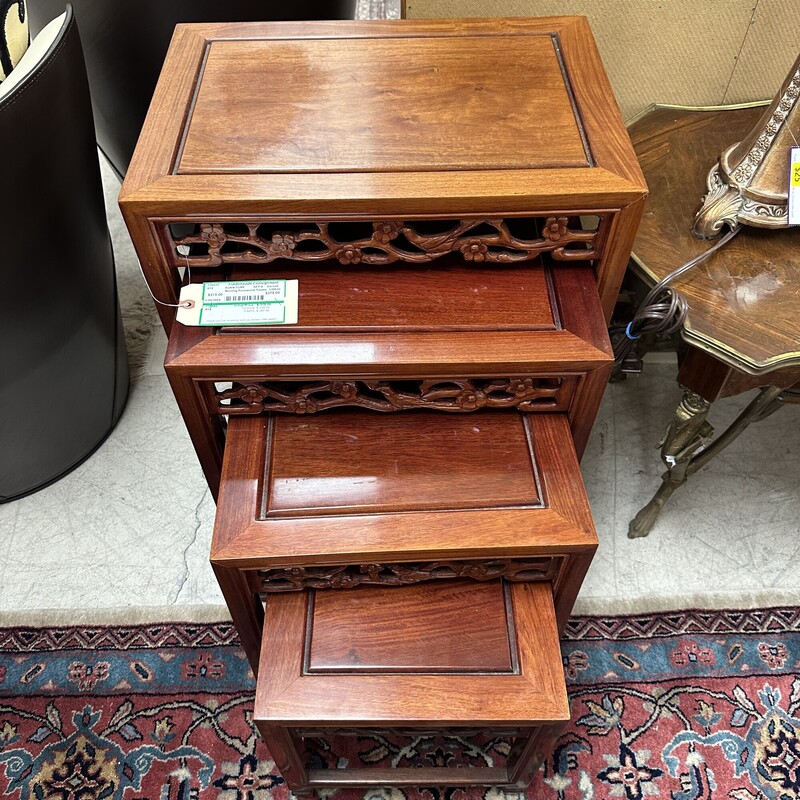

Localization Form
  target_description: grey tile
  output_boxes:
[0,376,219,612]
[579,366,800,610]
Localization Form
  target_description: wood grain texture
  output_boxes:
[266,411,541,515]
[169,329,609,374]
[165,264,611,494]
[180,35,589,174]
[118,19,627,787]
[211,412,596,670]
[215,413,595,565]
[254,579,568,789]
[255,580,566,725]
[630,105,800,374]
[223,260,558,333]
[306,580,515,673]
[550,265,613,457]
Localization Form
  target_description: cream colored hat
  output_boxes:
[1,0,29,83]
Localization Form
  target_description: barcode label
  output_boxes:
[199,302,286,326]
[176,279,299,327]
[203,280,286,304]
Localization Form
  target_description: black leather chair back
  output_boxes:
[0,6,128,502]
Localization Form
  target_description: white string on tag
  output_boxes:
[135,244,194,309]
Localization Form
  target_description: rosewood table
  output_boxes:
[120,17,647,792]
[627,104,800,538]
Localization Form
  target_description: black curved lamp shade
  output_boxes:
[28,0,358,177]
[0,7,128,502]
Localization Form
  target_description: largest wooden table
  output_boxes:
[119,17,647,497]
[120,17,646,331]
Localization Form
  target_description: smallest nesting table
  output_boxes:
[255,580,567,791]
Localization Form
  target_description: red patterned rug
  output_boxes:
[1,607,799,799]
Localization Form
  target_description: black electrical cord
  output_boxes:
[613,225,741,365]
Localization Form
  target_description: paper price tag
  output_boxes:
[202,280,286,304]
[789,147,800,226]
[176,280,298,326]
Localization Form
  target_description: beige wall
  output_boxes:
[405,0,798,121]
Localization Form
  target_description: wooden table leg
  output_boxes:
[629,385,786,537]
[255,725,310,792]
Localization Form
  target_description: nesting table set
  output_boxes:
[121,17,646,792]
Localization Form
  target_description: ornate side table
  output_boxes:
[627,104,800,538]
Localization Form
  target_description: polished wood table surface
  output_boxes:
[627,104,800,537]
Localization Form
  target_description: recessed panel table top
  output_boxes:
[179,34,589,175]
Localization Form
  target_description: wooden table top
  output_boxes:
[179,32,591,176]
[629,104,800,375]
[125,17,645,209]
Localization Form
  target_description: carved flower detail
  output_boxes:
[456,389,487,410]
[542,217,569,242]
[200,223,226,248]
[364,564,388,581]
[336,245,362,265]
[269,233,296,255]
[375,221,402,243]
[288,397,318,414]
[508,378,538,400]
[330,381,359,400]
[330,573,359,588]
[766,121,779,135]
[460,239,489,262]
[238,384,269,407]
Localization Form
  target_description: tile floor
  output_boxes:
[1,157,798,623]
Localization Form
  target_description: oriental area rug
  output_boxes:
[1,607,799,800]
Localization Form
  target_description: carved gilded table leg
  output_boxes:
[629,385,786,538]
[629,388,712,538]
